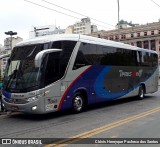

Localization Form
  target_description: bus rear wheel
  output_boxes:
[72,93,85,113]
[137,85,145,100]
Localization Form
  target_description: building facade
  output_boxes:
[29,25,65,38]
[65,25,74,34]
[0,45,3,79]
[0,49,9,78]
[66,18,98,35]
[4,36,23,50]
[91,22,160,58]
[1,37,23,77]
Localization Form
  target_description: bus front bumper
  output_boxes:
[2,97,46,114]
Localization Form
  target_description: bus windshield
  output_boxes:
[3,40,77,93]
[3,44,45,92]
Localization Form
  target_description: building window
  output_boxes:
[131,34,134,38]
[159,30,160,34]
[121,35,126,39]
[131,42,134,46]
[144,32,147,36]
[123,35,126,39]
[2,58,6,61]
[115,36,119,40]
[151,31,154,35]
[137,41,142,48]
[143,40,149,49]
[109,36,113,40]
[151,40,156,50]
[137,33,140,37]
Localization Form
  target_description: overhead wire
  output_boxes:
[24,0,114,30]
[150,0,160,8]
[41,0,115,27]
[24,0,81,20]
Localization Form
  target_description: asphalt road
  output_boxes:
[0,85,160,147]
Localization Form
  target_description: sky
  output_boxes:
[0,0,160,45]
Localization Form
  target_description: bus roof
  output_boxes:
[16,34,157,54]
[16,34,80,46]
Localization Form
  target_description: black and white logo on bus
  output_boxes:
[119,69,143,78]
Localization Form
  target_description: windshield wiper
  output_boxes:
[5,69,17,90]
[4,61,20,90]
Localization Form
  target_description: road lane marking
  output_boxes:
[44,107,160,147]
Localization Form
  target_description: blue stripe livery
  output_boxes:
[2,90,11,99]
[56,65,157,110]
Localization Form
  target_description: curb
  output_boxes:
[0,111,12,115]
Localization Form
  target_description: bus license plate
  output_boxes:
[11,106,19,111]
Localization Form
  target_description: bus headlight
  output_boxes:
[26,96,38,102]
[32,106,37,111]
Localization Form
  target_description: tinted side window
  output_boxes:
[115,49,138,66]
[100,46,117,65]
[52,41,77,76]
[73,43,97,70]
[141,52,150,67]
[138,52,158,67]
[128,50,138,66]
[74,43,147,68]
[114,48,126,66]
[96,45,104,65]
[44,52,61,86]
[99,47,138,66]
[151,53,158,67]
[43,41,77,86]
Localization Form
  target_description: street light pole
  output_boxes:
[4,31,17,50]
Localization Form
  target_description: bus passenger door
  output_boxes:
[43,53,61,112]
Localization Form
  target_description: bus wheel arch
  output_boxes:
[72,90,88,113]
[137,84,146,100]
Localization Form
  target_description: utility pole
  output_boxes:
[117,0,120,28]
[117,0,120,41]
[4,31,17,50]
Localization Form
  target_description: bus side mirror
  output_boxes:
[34,49,62,68]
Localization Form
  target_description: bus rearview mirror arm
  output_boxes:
[34,49,62,68]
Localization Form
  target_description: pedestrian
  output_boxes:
[0,81,4,112]
[0,95,4,112]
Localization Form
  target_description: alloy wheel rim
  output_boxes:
[74,96,83,111]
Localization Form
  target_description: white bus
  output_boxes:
[2,34,159,114]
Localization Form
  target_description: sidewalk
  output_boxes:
[0,111,8,115]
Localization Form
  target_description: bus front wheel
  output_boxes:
[72,93,85,113]
[137,85,145,100]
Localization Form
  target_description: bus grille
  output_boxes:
[4,98,28,104]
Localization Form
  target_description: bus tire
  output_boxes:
[72,92,85,113]
[137,85,145,100]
